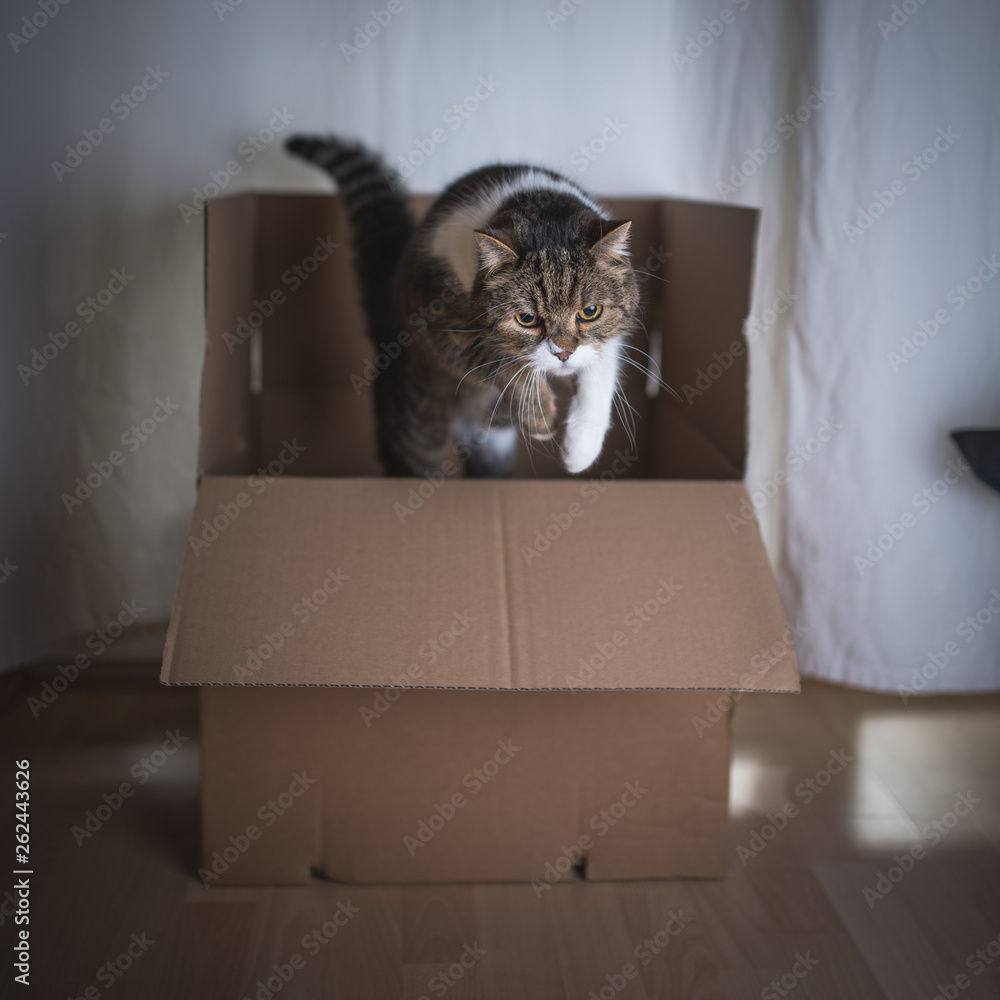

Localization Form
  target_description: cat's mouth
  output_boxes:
[531,341,598,377]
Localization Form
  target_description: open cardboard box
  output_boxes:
[161,192,798,885]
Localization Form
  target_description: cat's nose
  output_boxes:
[553,349,574,362]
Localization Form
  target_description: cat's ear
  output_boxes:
[474,230,518,271]
[591,220,632,260]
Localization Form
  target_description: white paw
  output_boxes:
[563,419,607,474]
[561,337,620,474]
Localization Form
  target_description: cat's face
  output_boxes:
[469,211,639,378]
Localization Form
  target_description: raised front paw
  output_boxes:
[562,416,607,473]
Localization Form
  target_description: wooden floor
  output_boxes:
[3,673,999,999]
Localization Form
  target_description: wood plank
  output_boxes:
[5,674,1000,998]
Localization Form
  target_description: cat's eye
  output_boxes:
[514,311,541,328]
[577,304,603,321]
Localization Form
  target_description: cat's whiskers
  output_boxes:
[482,354,535,388]
[611,384,638,452]
[487,363,533,434]
[517,372,545,471]
[617,382,642,425]
[622,341,659,368]
[619,345,681,403]
[455,352,533,393]
[517,373,530,445]
[534,369,554,442]
[514,370,541,464]
[467,301,522,326]
[518,368,544,471]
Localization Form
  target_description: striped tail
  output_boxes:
[285,135,414,343]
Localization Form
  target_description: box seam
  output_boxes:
[495,485,516,690]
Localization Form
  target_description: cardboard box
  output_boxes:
[161,192,798,886]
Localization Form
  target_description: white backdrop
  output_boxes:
[783,3,1000,692]
[1,0,996,693]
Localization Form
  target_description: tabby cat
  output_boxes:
[286,136,639,476]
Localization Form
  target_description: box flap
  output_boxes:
[162,476,797,692]
[200,196,260,476]
[656,199,758,477]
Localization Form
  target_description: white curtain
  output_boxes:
[1,0,996,693]
[783,2,1000,692]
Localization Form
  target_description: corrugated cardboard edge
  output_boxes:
[173,681,796,691]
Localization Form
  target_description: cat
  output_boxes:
[286,136,640,477]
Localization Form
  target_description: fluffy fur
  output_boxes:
[286,136,639,476]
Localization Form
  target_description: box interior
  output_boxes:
[199,194,758,482]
